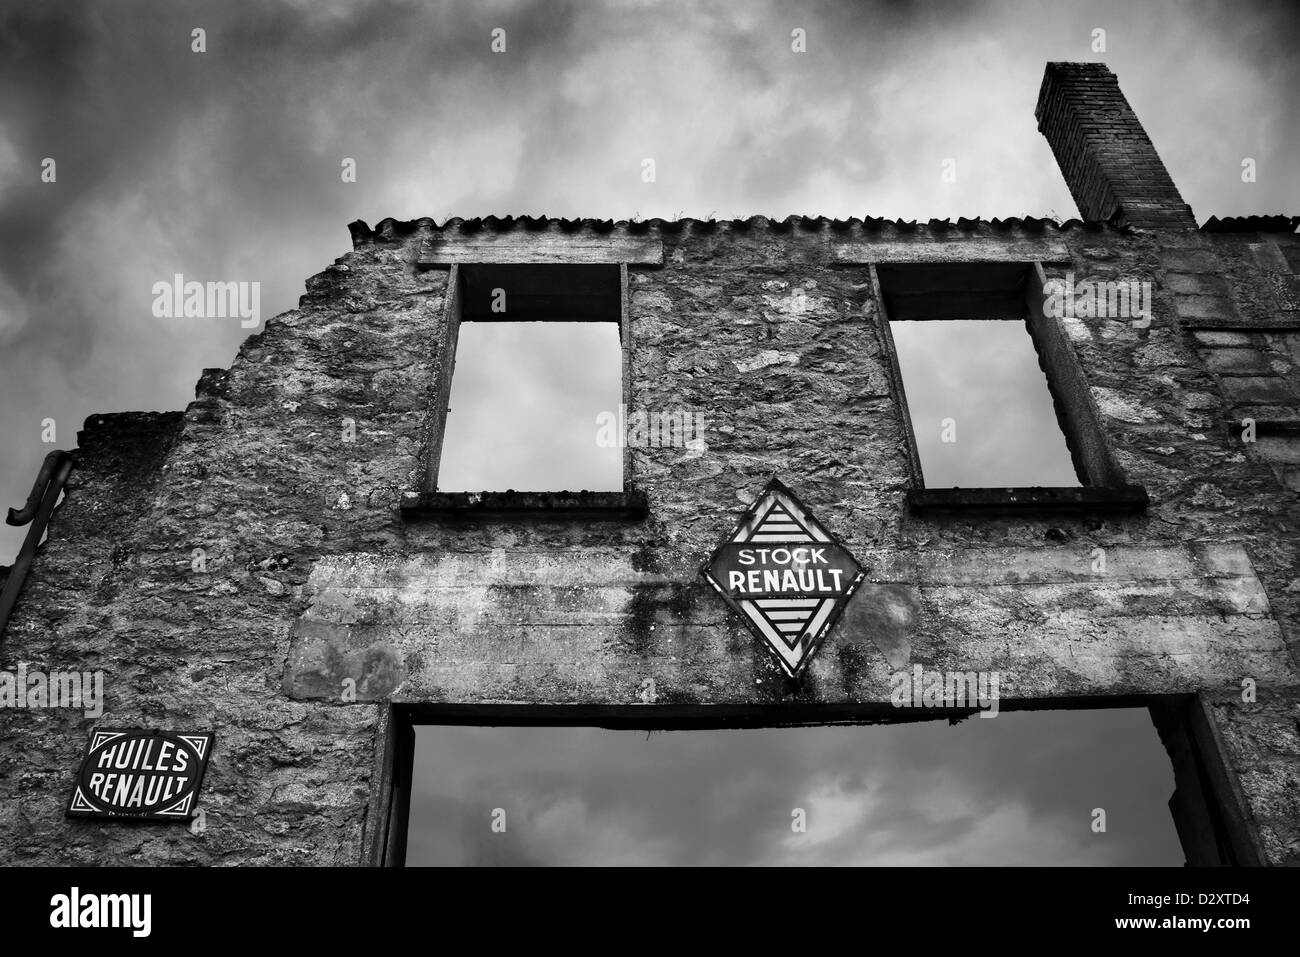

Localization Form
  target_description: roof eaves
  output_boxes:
[347,214,1127,245]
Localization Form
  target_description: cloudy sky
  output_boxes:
[438,321,624,491]
[407,709,1184,865]
[2,0,1297,556]
[891,319,1084,487]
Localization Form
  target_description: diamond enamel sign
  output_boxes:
[702,479,866,677]
[66,729,214,821]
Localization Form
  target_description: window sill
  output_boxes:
[400,489,648,520]
[907,485,1149,515]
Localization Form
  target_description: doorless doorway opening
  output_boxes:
[366,698,1261,867]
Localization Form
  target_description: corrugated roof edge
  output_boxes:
[1201,215,1300,233]
[346,214,1129,246]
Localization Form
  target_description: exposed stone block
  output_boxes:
[1201,348,1275,375]
[1221,376,1296,405]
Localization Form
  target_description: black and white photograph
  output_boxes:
[0,0,1297,934]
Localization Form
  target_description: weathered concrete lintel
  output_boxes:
[387,696,1166,724]
[299,541,1260,592]
[832,242,1072,264]
[281,539,1287,708]
[856,541,1259,587]
[419,234,664,266]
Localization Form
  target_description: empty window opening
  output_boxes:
[401,708,1183,866]
[890,319,1081,488]
[876,262,1088,491]
[436,264,623,493]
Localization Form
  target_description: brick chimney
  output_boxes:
[1036,62,1196,229]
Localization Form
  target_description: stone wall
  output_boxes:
[1,215,1298,864]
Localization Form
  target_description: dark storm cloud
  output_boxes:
[0,0,600,557]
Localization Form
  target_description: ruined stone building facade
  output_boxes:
[1,62,1298,865]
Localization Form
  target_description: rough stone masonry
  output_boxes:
[1,62,1298,865]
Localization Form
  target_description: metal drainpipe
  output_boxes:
[0,449,73,644]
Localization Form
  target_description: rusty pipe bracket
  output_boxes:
[1,450,73,644]
[7,450,71,526]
